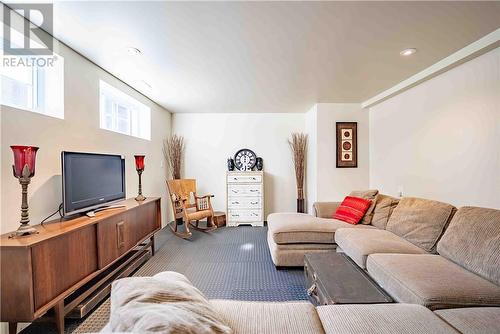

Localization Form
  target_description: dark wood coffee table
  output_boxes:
[304,252,393,305]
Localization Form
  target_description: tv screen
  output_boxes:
[62,151,126,216]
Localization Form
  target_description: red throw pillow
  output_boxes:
[333,196,372,225]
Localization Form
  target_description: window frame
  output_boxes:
[1,29,64,119]
[99,80,151,141]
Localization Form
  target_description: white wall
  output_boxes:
[172,113,304,216]
[305,103,370,212]
[305,104,318,213]
[1,40,172,236]
[316,103,370,202]
[369,47,500,208]
[174,105,370,217]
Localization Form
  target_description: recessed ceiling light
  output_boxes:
[400,48,417,56]
[126,47,141,56]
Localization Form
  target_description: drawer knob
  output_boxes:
[251,201,258,205]
[232,201,240,204]
[250,189,258,192]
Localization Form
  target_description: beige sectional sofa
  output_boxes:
[267,191,500,313]
[212,301,498,334]
[334,196,457,269]
[353,206,500,310]
[335,229,427,268]
[105,272,500,333]
[105,192,500,333]
[267,212,375,266]
[266,192,395,267]
[267,189,381,267]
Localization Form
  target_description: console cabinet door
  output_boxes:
[130,203,159,245]
[31,225,98,310]
[97,202,159,269]
[97,213,129,268]
[1,247,34,321]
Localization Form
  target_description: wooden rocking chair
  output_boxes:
[166,179,217,239]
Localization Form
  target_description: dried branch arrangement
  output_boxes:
[163,134,184,179]
[288,132,308,199]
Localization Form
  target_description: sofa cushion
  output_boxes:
[386,197,456,253]
[333,196,373,225]
[267,233,336,267]
[267,212,374,245]
[434,307,500,334]
[314,202,341,218]
[211,300,325,334]
[317,304,458,334]
[335,228,427,269]
[349,189,379,224]
[437,206,500,286]
[371,194,400,229]
[105,271,232,333]
[367,254,500,310]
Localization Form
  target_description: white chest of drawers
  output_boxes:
[226,171,264,227]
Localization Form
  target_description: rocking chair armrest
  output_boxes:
[195,194,214,212]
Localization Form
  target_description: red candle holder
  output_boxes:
[10,146,39,237]
[134,155,146,201]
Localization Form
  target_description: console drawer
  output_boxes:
[228,184,262,196]
[227,173,262,184]
[228,209,262,222]
[227,197,262,209]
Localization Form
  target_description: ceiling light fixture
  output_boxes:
[126,47,141,56]
[400,48,417,56]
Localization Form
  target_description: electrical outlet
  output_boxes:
[397,186,404,198]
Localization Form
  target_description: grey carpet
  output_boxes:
[22,225,307,333]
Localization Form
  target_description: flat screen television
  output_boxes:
[62,151,126,216]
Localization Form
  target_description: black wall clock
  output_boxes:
[234,149,257,171]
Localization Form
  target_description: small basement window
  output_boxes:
[1,30,64,119]
[99,80,151,140]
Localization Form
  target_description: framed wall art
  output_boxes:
[336,122,357,168]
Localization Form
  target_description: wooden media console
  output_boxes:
[0,197,161,334]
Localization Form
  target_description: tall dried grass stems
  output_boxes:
[288,133,307,199]
[163,134,184,180]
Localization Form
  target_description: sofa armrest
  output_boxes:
[313,202,341,218]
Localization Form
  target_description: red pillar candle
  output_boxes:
[134,155,145,171]
[134,155,146,201]
[11,146,39,177]
[10,145,39,236]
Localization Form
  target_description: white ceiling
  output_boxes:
[51,1,500,113]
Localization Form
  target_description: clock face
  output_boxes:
[234,149,257,171]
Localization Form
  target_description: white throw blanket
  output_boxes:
[101,271,233,334]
